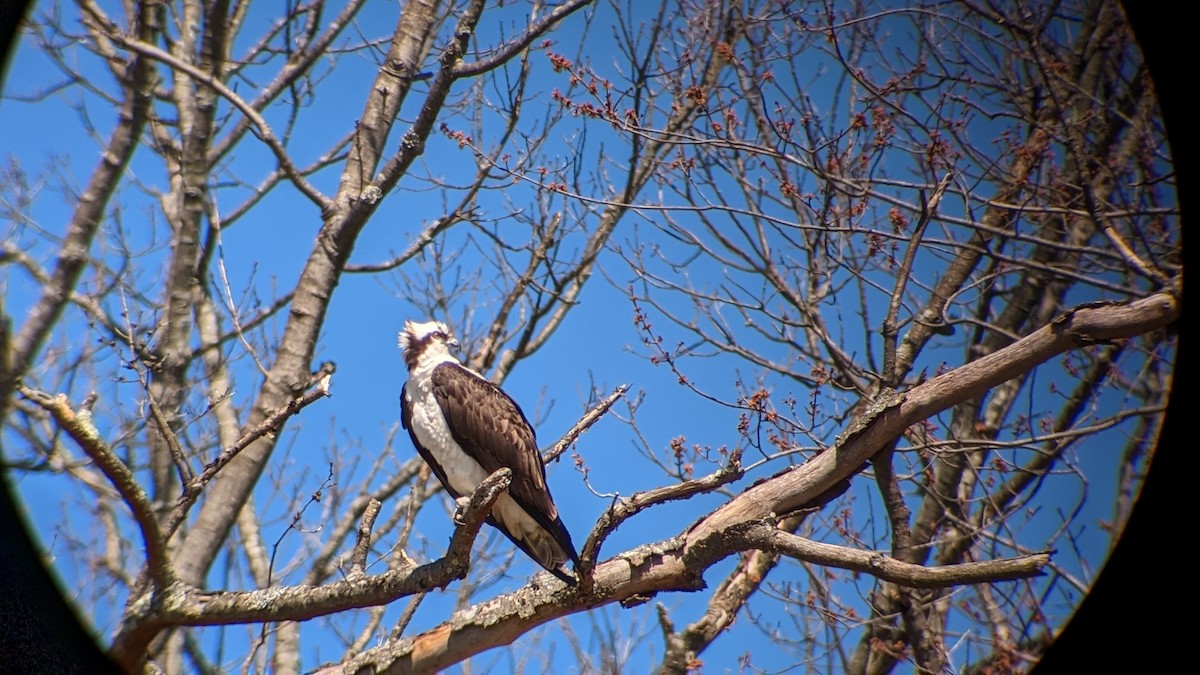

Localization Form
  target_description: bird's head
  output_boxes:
[399,319,461,370]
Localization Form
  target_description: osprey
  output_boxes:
[398,319,581,585]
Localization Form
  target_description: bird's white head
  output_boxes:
[399,319,460,371]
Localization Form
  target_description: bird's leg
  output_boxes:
[453,496,472,525]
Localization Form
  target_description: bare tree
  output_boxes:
[0,1,1179,673]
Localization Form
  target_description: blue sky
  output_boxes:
[0,2,1161,673]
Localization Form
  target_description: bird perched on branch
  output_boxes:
[398,319,581,585]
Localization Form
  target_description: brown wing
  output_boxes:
[430,364,555,515]
[430,363,580,567]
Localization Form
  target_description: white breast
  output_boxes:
[404,374,490,498]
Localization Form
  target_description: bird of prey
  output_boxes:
[398,319,581,585]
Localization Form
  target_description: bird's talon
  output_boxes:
[453,496,471,525]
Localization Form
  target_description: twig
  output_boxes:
[579,448,743,581]
[544,384,629,464]
[162,376,334,540]
[145,394,195,484]
[100,30,330,210]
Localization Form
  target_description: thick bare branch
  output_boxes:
[18,388,172,590]
[110,469,512,670]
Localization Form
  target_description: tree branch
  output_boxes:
[543,384,629,464]
[350,499,383,580]
[18,387,173,591]
[740,522,1049,589]
[104,31,330,210]
[163,373,334,540]
[451,0,596,78]
[109,470,511,670]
